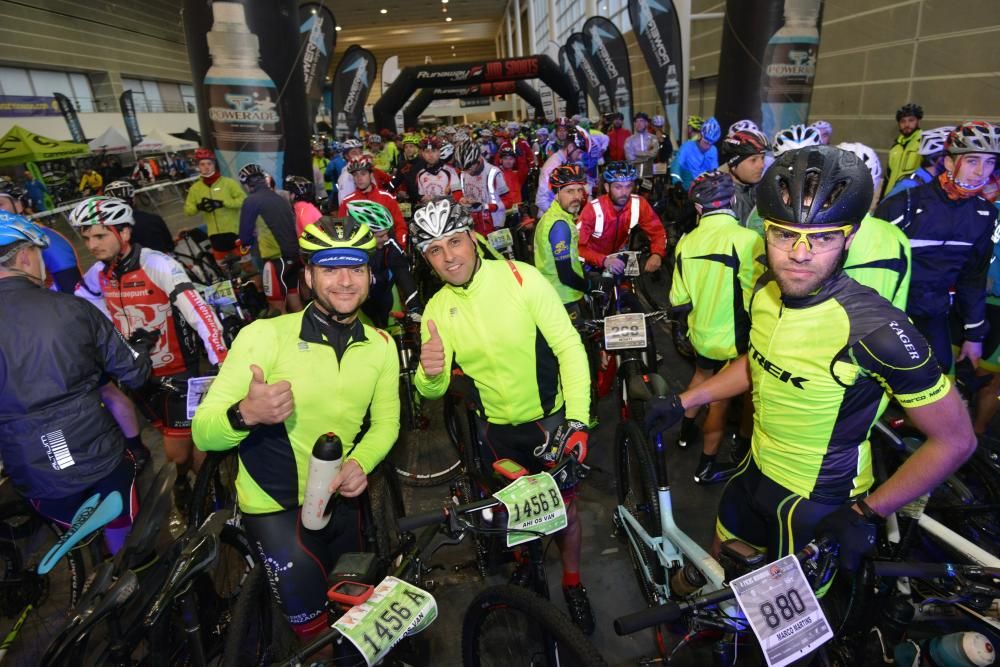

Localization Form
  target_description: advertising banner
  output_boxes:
[0,96,60,118]
[119,91,143,146]
[582,17,633,126]
[381,55,405,133]
[566,33,610,115]
[331,45,377,138]
[298,3,337,129]
[53,93,86,142]
[627,0,683,138]
[558,47,588,119]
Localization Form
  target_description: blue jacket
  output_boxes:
[670,140,718,190]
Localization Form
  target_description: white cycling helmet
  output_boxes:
[341,138,363,152]
[439,142,455,161]
[836,142,882,190]
[728,119,760,136]
[68,196,134,228]
[809,120,833,142]
[651,115,665,128]
[772,124,822,156]
[411,197,471,252]
[918,126,955,157]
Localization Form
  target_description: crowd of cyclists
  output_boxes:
[0,100,998,660]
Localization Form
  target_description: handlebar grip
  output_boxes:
[614,601,684,635]
[397,509,447,533]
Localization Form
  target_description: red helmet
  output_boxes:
[194,148,216,162]
[549,164,587,190]
[497,142,516,158]
[419,136,442,151]
[347,154,374,173]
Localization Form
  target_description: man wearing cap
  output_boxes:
[624,112,660,178]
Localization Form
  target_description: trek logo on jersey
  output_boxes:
[750,344,808,390]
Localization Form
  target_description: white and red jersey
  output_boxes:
[338,187,409,248]
[416,164,460,200]
[457,163,508,230]
[97,245,228,376]
[577,194,668,268]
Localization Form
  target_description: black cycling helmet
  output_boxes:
[238,163,267,184]
[454,141,483,170]
[756,145,872,227]
[720,129,770,166]
[549,164,587,191]
[284,175,315,202]
[688,170,735,212]
[896,103,923,122]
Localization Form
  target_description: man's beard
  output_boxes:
[773,256,840,298]
[313,288,364,320]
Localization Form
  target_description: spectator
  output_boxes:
[884,103,924,195]
[606,112,630,162]
[624,112,660,178]
[78,167,103,195]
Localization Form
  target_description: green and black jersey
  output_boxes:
[843,213,912,310]
[748,271,949,503]
[670,211,765,361]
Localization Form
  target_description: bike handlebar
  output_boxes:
[871,560,1000,579]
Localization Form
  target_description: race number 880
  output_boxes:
[758,589,806,629]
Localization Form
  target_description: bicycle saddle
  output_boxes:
[141,510,232,627]
[119,463,177,567]
[627,371,669,402]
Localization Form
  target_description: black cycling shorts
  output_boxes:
[262,257,302,300]
[242,500,362,636]
[715,455,844,558]
[31,451,138,531]
[134,372,194,438]
[694,353,728,373]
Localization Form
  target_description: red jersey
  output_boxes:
[338,187,408,248]
[577,194,668,268]
[606,127,631,162]
[500,168,524,209]
[99,245,227,376]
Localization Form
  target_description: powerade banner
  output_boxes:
[119,91,143,146]
[182,0,311,182]
[558,47,588,118]
[332,45,376,138]
[381,55,405,133]
[628,0,683,139]
[0,96,60,118]
[298,3,337,129]
[582,17,633,127]
[565,33,610,115]
[53,93,86,142]
[373,56,578,132]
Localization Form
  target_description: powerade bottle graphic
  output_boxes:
[759,0,822,140]
[204,2,284,181]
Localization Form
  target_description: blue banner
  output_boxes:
[0,96,60,117]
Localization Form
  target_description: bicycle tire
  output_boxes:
[189,450,239,528]
[0,500,85,667]
[369,465,406,563]
[615,420,664,606]
[220,562,276,667]
[461,584,608,667]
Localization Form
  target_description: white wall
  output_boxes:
[0,112,199,142]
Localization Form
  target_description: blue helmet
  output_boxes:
[0,211,49,249]
[701,117,721,143]
[603,161,637,183]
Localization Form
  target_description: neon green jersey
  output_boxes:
[415,259,590,425]
[192,306,400,514]
[183,176,245,237]
[748,271,949,503]
[534,200,584,304]
[843,214,911,310]
[670,211,765,361]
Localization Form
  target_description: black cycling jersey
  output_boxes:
[239,184,299,259]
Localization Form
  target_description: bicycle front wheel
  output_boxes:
[391,398,462,488]
[189,450,239,528]
[615,420,664,606]
[461,585,608,667]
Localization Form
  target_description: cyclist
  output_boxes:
[369,133,399,174]
[416,137,460,203]
[719,129,770,225]
[183,148,245,261]
[838,142,912,310]
[624,112,661,178]
[884,102,924,195]
[532,126,551,164]
[606,112,630,162]
[772,124,822,157]
[104,180,174,254]
[497,142,525,210]
[534,165,589,315]
[69,196,228,476]
[0,184,81,294]
[238,163,302,314]
[686,115,704,141]
[346,200,422,328]
[454,141,508,236]
[338,154,408,247]
[646,145,975,569]
[577,161,667,276]
[192,216,399,644]
[335,139,364,202]
[285,175,323,236]
[412,197,596,634]
[669,116,720,189]
[536,126,590,214]
[324,142,347,211]
[809,119,833,145]
[311,143,332,207]
[393,132,426,206]
[874,121,999,372]
[0,212,151,554]
[670,171,764,484]
[547,117,572,158]
[884,126,954,199]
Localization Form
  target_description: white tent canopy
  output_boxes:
[143,128,197,152]
[133,133,164,153]
[88,127,130,154]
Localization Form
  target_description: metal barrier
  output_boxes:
[28,176,198,222]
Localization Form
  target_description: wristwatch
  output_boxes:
[227,401,254,432]
[855,498,885,524]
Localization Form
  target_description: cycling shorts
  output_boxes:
[134,371,194,438]
[695,353,729,373]
[715,455,845,559]
[262,257,302,301]
[242,501,362,638]
[981,300,1000,373]
[473,409,578,502]
[31,451,138,531]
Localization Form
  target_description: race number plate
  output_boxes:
[604,313,647,351]
[729,554,833,667]
[493,473,568,547]
[211,280,237,305]
[487,228,514,252]
[399,202,412,218]
[334,576,437,667]
[185,376,216,420]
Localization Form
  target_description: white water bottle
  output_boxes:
[759,0,822,139]
[301,433,343,531]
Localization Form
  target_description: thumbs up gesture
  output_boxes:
[238,364,294,426]
[419,320,446,377]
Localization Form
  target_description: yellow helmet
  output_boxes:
[299,216,376,266]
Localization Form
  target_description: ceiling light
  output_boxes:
[335,25,342,31]
[442,0,448,3]
[380,8,388,14]
[450,45,455,49]
[442,6,447,12]
[446,16,452,21]
[311,8,317,14]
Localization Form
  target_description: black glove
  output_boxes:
[127,328,160,357]
[535,420,589,466]
[644,393,685,440]
[207,198,224,211]
[198,197,223,212]
[816,504,878,572]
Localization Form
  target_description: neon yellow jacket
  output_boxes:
[183,176,245,237]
